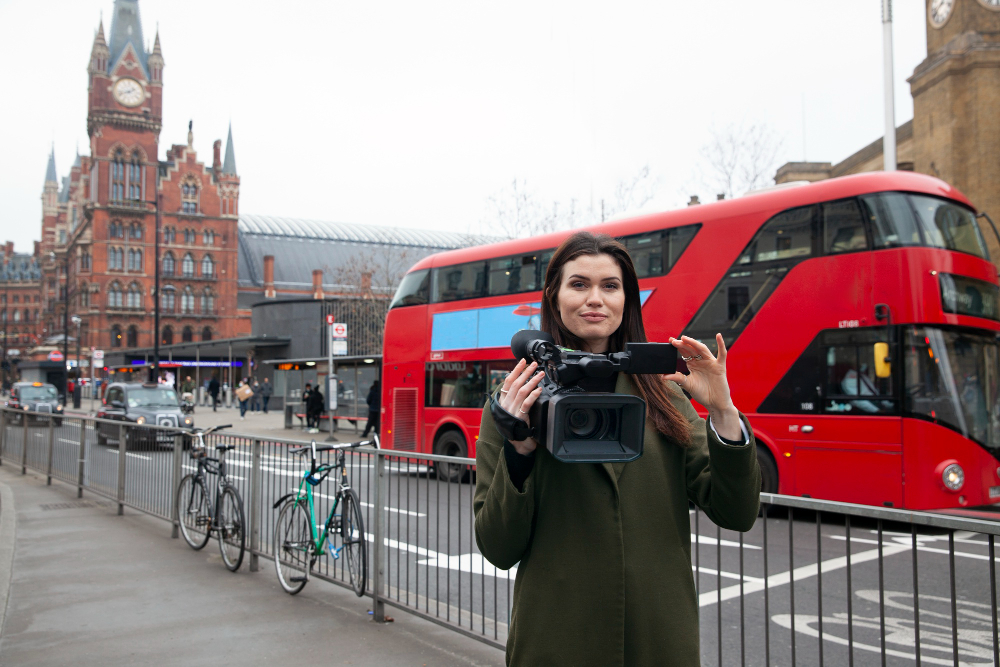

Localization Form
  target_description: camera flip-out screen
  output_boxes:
[545,393,646,463]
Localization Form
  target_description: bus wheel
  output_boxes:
[757,447,779,494]
[434,430,469,483]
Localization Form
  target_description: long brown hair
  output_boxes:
[540,231,692,446]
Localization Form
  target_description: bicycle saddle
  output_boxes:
[215,444,236,452]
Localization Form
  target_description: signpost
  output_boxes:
[92,349,104,410]
[327,320,347,414]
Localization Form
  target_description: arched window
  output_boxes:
[81,251,92,270]
[107,282,123,309]
[126,283,142,310]
[181,182,199,214]
[200,288,214,315]
[12,310,20,322]
[129,223,143,240]
[181,286,195,314]
[161,326,173,346]
[182,253,195,277]
[161,285,175,312]
[111,150,125,200]
[128,154,142,200]
[126,325,138,347]
[164,227,175,244]
[109,221,123,239]
[108,247,123,271]
[128,248,143,272]
[162,252,175,276]
[111,324,123,348]
[184,228,196,244]
[182,326,193,343]
[79,283,89,308]
[201,255,214,278]
[201,327,212,342]
[203,230,214,246]
[23,308,30,322]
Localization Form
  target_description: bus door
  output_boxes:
[792,329,903,507]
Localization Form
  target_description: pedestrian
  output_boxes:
[180,375,195,410]
[306,383,324,433]
[208,375,220,412]
[361,380,380,437]
[237,378,250,420]
[474,231,761,666]
[250,379,262,414]
[302,383,313,430]
[260,377,273,414]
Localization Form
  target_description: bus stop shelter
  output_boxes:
[265,355,380,431]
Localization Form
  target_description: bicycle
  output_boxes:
[175,424,246,572]
[272,436,377,596]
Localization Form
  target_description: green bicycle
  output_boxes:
[272,438,372,596]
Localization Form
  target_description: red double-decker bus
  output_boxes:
[381,171,1000,510]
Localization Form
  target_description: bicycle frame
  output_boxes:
[291,447,352,559]
[186,429,232,532]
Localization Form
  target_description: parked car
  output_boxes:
[5,382,64,426]
[96,382,193,448]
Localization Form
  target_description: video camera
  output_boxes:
[490,330,677,463]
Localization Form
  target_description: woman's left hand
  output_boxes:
[663,333,737,418]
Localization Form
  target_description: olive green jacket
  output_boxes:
[474,374,761,667]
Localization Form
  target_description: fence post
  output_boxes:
[171,433,183,538]
[117,423,127,516]
[249,438,262,572]
[21,411,29,475]
[372,450,387,622]
[0,408,7,466]
[46,414,55,485]
[77,417,86,498]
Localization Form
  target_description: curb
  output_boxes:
[0,479,15,639]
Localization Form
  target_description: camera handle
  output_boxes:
[489,393,535,443]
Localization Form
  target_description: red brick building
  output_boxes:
[38,0,246,359]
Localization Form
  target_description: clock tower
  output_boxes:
[910,0,1000,258]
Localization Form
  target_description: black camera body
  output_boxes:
[490,330,677,463]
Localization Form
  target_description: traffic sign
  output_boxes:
[326,314,335,325]
[48,350,64,362]
[331,323,347,339]
[332,340,348,356]
[92,349,104,361]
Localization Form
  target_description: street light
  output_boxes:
[49,251,73,405]
[72,315,82,408]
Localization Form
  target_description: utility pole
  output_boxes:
[152,189,161,383]
[882,0,897,171]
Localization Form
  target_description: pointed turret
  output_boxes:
[147,28,163,83]
[44,146,57,185]
[42,145,59,218]
[89,19,110,74]
[107,0,149,79]
[222,124,237,175]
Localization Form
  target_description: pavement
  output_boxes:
[0,463,502,666]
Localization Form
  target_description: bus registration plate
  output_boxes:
[990,486,1000,499]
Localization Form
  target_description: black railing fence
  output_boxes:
[1,407,997,665]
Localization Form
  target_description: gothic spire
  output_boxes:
[107,0,148,78]
[222,123,238,175]
[45,145,58,184]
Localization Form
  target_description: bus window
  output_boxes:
[389,269,430,309]
[488,253,543,296]
[823,199,868,255]
[823,342,895,415]
[425,361,486,408]
[909,195,989,259]
[860,192,921,248]
[620,224,700,279]
[685,205,817,351]
[434,262,487,303]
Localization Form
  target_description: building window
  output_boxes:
[202,326,212,342]
[181,286,195,314]
[129,223,143,240]
[108,247,124,271]
[181,183,199,214]
[161,326,173,346]
[161,286,175,312]
[79,285,89,308]
[111,324,122,348]
[111,150,125,200]
[182,253,195,277]
[128,154,142,200]
[12,310,20,322]
[109,222,124,239]
[107,282,123,309]
[126,283,142,310]
[203,230,214,246]
[58,230,66,245]
[200,288,214,315]
[80,252,92,271]
[162,252,175,276]
[184,229,196,244]
[201,255,214,278]
[182,326,193,343]
[128,248,143,272]
[163,227,175,244]
[126,325,138,347]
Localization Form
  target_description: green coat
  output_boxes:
[474,374,761,666]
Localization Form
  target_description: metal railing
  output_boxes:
[1,407,997,664]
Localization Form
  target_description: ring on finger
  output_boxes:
[518,407,528,414]
[681,354,703,362]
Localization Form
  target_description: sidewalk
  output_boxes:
[0,466,501,666]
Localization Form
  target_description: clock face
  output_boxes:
[113,78,144,107]
[929,0,954,27]
[979,0,1000,9]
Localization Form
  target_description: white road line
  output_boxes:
[693,534,762,550]
[692,565,765,584]
[107,449,152,461]
[58,438,78,445]
[285,488,425,517]
[828,535,1000,563]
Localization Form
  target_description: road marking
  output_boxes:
[285,488,425,517]
[107,450,153,461]
[828,535,1000,563]
[58,438,79,445]
[181,464,245,481]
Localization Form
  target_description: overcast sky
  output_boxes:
[0,0,929,251]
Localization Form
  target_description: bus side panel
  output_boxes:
[382,361,425,453]
[902,419,1000,510]
[424,408,480,458]
[743,415,795,494]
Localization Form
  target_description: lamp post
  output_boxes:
[72,315,82,408]
[49,251,71,404]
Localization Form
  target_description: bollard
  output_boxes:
[372,450,387,622]
[117,423,127,515]
[171,433,183,538]
[22,410,29,475]
[77,417,87,498]
[0,408,7,466]
[46,414,55,485]
[249,438,262,572]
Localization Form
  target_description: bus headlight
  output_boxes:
[183,418,192,425]
[939,462,965,492]
[136,416,146,425]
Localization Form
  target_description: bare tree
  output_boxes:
[699,122,782,199]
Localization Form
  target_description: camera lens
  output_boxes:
[567,408,608,439]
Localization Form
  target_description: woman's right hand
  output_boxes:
[499,359,545,455]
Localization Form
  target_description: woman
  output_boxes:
[474,232,761,666]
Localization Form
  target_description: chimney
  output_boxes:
[5,241,13,258]
[687,196,700,207]
[33,241,40,257]
[213,140,222,171]
[717,193,726,201]
[312,269,325,300]
[263,255,276,299]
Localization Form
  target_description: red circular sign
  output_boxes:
[332,323,347,337]
[48,351,64,362]
[326,314,336,325]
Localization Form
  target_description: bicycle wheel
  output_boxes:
[340,488,368,597]
[218,485,246,572]
[273,499,312,595]
[176,474,211,550]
